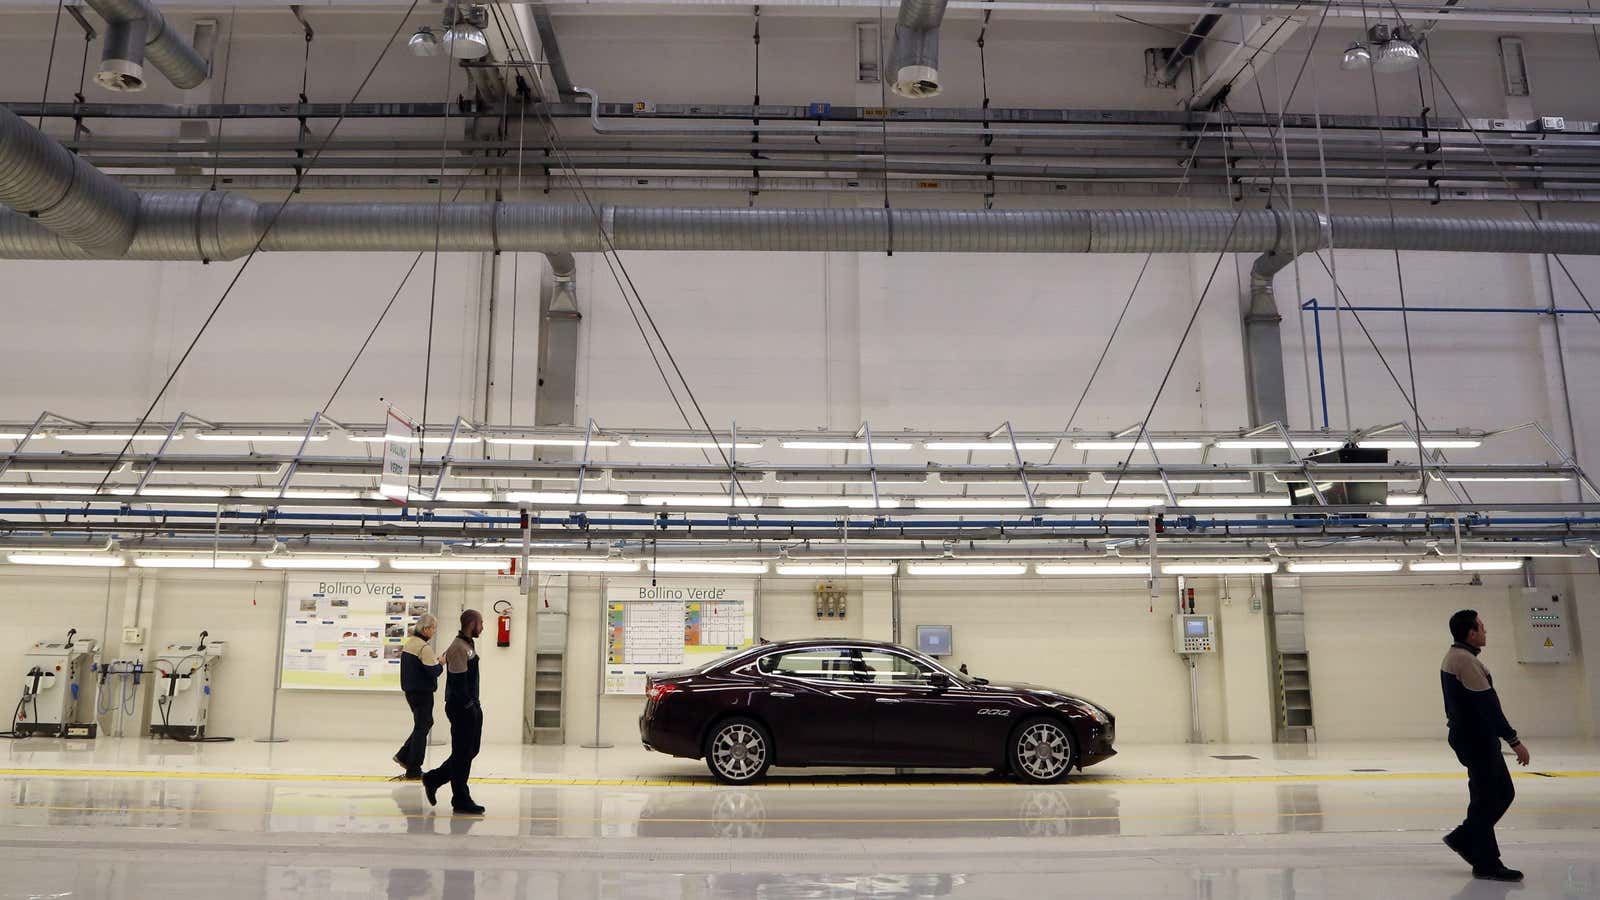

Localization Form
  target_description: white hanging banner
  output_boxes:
[378,406,414,504]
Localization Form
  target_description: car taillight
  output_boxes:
[646,682,680,701]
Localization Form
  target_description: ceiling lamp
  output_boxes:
[1340,41,1372,71]
[441,5,491,60]
[408,26,442,57]
[1369,23,1421,74]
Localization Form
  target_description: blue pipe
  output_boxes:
[1300,299,1600,317]
[1310,299,1330,429]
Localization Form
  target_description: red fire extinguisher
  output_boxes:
[494,599,513,648]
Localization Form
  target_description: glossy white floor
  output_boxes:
[3,737,1598,899]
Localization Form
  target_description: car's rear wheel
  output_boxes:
[1008,717,1075,784]
[704,717,773,785]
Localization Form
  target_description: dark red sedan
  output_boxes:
[640,638,1116,784]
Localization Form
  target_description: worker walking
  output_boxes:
[393,614,442,781]
[423,609,486,815]
[1440,609,1530,882]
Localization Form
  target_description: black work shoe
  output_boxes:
[1442,832,1473,866]
[1473,867,1524,882]
[401,769,424,782]
[423,776,439,807]
[393,753,407,770]
[452,801,486,816]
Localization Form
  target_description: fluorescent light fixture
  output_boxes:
[389,558,506,572]
[8,553,124,567]
[1358,438,1483,450]
[0,432,30,440]
[774,562,898,576]
[523,559,641,573]
[134,556,253,569]
[1045,496,1165,509]
[54,433,181,442]
[1161,561,1278,575]
[924,441,1056,451]
[262,557,379,570]
[780,441,914,451]
[906,562,1028,576]
[0,485,98,495]
[639,495,764,507]
[648,560,771,575]
[349,435,482,445]
[1110,476,1252,486]
[1434,474,1572,483]
[240,489,362,500]
[1176,495,1292,508]
[504,491,628,505]
[1409,559,1525,573]
[108,487,229,498]
[628,439,764,450]
[1214,439,1344,450]
[194,433,328,443]
[484,437,622,447]
[367,490,496,502]
[1074,439,1205,451]
[1285,560,1405,574]
[1386,493,1426,506]
[777,496,901,509]
[914,498,1032,509]
[1035,562,1151,576]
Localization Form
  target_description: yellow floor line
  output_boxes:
[0,767,1596,788]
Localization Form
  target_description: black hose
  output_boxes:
[0,696,33,739]
[153,655,234,743]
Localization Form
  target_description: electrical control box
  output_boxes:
[1173,614,1215,654]
[151,638,226,739]
[1510,587,1572,664]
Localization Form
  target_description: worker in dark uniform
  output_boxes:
[1440,609,1530,882]
[423,609,486,815]
[393,614,442,781]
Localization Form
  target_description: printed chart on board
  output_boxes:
[604,578,755,694]
[279,575,434,692]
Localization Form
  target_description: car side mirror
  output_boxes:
[929,672,951,690]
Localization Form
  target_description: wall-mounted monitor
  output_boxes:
[916,625,953,657]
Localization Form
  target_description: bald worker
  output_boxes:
[423,609,486,815]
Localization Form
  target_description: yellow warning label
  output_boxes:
[1545,638,1555,647]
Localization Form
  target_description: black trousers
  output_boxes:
[396,690,434,772]
[425,701,483,805]
[1447,733,1515,869]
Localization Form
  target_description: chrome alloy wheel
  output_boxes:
[1015,721,1072,781]
[710,723,768,782]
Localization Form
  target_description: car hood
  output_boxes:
[980,681,1105,710]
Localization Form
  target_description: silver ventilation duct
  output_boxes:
[0,105,141,255]
[889,0,949,99]
[84,0,210,91]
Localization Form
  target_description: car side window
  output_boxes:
[757,648,854,680]
[855,650,936,687]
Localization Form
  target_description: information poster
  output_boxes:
[279,575,434,692]
[604,578,756,695]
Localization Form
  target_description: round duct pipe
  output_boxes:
[95,17,149,92]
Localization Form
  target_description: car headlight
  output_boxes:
[1085,705,1111,725]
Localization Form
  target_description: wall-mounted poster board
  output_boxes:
[603,578,755,695]
[279,575,435,691]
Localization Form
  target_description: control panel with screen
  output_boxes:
[916,625,953,657]
[1173,614,1215,654]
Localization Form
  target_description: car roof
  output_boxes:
[752,638,910,651]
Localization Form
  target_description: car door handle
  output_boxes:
[875,697,901,704]
[770,691,796,699]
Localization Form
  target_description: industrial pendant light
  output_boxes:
[441,5,491,60]
[1372,24,1422,73]
[1340,41,1372,71]
[408,26,441,57]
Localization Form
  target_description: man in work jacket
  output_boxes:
[1440,608,1531,882]
[394,614,443,780]
[423,609,486,815]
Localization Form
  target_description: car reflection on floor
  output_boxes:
[636,783,1122,840]
[705,873,969,899]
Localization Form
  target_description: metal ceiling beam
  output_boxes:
[1181,12,1304,110]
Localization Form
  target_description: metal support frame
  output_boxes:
[429,416,472,501]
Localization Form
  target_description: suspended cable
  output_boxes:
[209,15,239,194]
[487,5,758,507]
[82,0,426,503]
[35,0,65,130]
[1308,34,1354,431]
[417,45,456,494]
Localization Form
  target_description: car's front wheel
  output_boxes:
[704,717,773,785]
[1008,717,1075,784]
